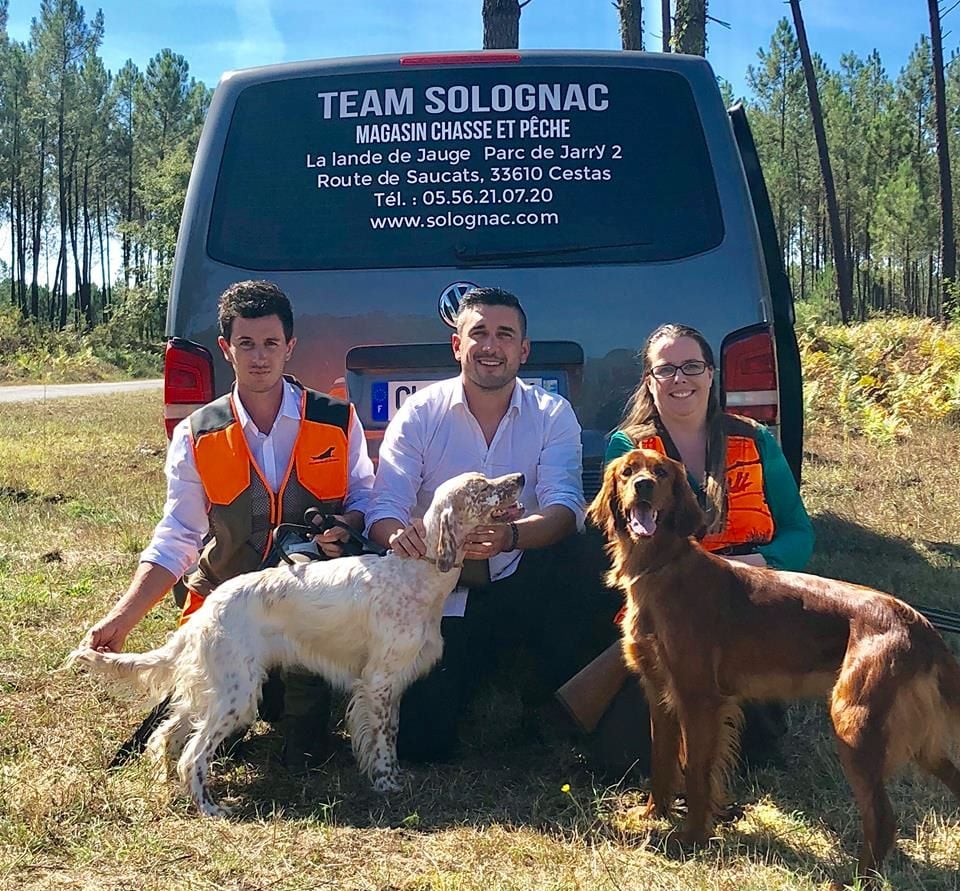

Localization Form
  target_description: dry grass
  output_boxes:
[1,393,959,891]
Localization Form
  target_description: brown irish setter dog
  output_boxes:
[588,448,960,878]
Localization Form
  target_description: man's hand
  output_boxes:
[463,523,513,560]
[310,513,352,558]
[388,519,427,558]
[79,562,178,654]
[84,613,134,653]
[461,502,525,560]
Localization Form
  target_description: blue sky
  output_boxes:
[4,0,945,101]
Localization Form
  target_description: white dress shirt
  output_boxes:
[366,375,585,582]
[141,379,375,579]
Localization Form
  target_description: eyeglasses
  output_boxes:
[649,360,710,381]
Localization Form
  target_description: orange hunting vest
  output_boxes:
[641,415,775,552]
[178,380,351,622]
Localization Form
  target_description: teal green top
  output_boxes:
[604,425,814,571]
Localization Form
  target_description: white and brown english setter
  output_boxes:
[69,471,524,816]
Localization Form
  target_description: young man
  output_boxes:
[84,279,375,768]
[367,286,595,761]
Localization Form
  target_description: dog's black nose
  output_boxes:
[633,477,655,499]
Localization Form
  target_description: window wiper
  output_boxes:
[453,240,653,263]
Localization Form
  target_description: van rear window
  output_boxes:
[208,67,723,270]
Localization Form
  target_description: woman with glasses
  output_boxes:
[606,322,813,570]
[588,322,814,778]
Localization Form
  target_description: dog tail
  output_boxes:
[66,632,186,703]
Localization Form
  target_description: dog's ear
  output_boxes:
[669,462,707,539]
[436,506,459,573]
[587,456,626,538]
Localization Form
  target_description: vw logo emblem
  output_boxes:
[438,281,478,329]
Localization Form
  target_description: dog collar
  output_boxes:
[419,555,463,569]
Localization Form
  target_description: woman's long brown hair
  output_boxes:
[619,323,727,533]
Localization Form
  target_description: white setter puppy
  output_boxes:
[69,470,524,816]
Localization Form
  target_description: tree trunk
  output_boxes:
[57,70,70,331]
[794,142,806,300]
[859,255,865,320]
[97,189,107,319]
[617,0,643,50]
[67,146,84,329]
[81,150,93,328]
[814,211,821,271]
[789,0,853,323]
[8,97,18,309]
[674,0,706,55]
[891,256,896,311]
[30,120,47,322]
[904,246,912,313]
[483,0,521,49]
[917,260,923,314]
[124,129,134,287]
[844,204,853,295]
[103,192,112,313]
[864,221,872,316]
[16,185,27,315]
[928,0,956,319]
[776,200,786,270]
[51,252,63,328]
[662,0,672,51]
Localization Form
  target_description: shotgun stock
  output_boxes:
[554,640,632,734]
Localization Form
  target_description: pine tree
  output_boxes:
[928,0,955,318]
[790,0,853,323]
[674,0,706,55]
[482,0,524,49]
[30,0,103,328]
[616,0,643,50]
[747,19,811,297]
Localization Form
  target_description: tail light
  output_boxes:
[400,52,521,66]
[164,338,214,438]
[721,327,778,424]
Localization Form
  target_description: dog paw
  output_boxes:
[678,826,710,848]
[192,790,233,819]
[197,800,233,819]
[371,772,404,794]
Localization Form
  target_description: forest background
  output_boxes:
[0,0,959,423]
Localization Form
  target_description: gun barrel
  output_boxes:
[916,604,960,636]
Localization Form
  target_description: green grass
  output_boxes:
[0,392,959,890]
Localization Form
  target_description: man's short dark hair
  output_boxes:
[218,280,294,342]
[455,286,528,338]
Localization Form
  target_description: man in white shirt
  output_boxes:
[368,286,589,762]
[84,280,375,769]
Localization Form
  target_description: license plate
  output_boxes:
[370,376,558,422]
[371,380,437,422]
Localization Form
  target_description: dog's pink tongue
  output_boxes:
[629,505,657,537]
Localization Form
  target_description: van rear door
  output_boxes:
[167,52,790,496]
[728,102,803,484]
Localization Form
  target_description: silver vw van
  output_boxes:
[163,50,803,496]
